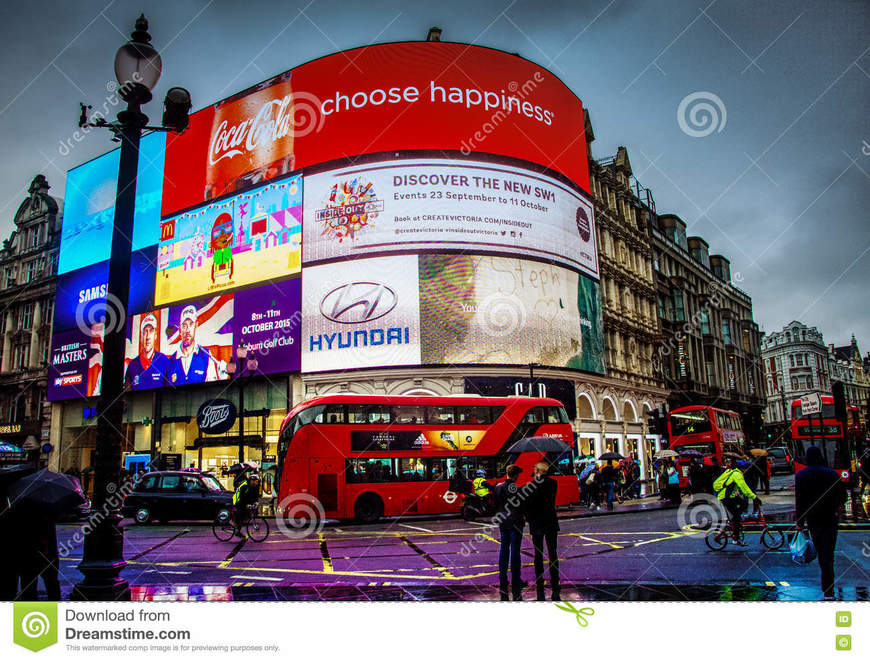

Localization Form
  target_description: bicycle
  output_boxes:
[212,505,270,542]
[704,506,785,551]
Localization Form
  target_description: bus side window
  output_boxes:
[425,406,455,425]
[347,405,367,424]
[367,406,392,424]
[394,405,425,424]
[324,404,345,424]
[545,407,565,424]
[524,408,545,424]
[456,406,491,425]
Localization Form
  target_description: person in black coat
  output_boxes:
[492,464,525,601]
[795,445,848,598]
[522,462,560,601]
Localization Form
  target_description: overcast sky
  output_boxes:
[0,0,867,349]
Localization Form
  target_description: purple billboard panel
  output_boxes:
[235,279,301,373]
[47,327,103,401]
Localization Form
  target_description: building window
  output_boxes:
[25,260,39,283]
[43,299,53,326]
[700,310,710,335]
[722,319,732,345]
[672,289,685,322]
[19,303,33,330]
[4,268,14,288]
[790,355,795,367]
[14,344,30,370]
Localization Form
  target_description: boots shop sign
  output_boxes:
[196,399,238,435]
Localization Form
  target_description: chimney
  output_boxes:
[427,27,442,42]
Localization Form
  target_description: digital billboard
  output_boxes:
[303,158,597,277]
[50,41,600,402]
[123,278,302,392]
[155,174,302,305]
[419,255,604,371]
[302,255,422,373]
[161,42,589,217]
[59,132,166,274]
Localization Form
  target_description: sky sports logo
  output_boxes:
[54,374,83,387]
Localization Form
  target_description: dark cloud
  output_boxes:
[0,0,866,344]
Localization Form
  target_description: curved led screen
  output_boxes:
[49,41,600,402]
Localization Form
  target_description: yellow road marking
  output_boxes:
[319,533,334,574]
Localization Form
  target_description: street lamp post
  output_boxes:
[73,15,190,601]
[227,344,259,464]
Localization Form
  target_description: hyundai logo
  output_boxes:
[320,282,398,324]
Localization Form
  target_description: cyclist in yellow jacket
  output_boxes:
[472,469,493,499]
[713,456,760,545]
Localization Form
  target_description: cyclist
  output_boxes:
[472,469,493,499]
[713,456,761,545]
[232,473,261,537]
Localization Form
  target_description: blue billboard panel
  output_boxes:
[53,246,157,332]
[58,131,166,274]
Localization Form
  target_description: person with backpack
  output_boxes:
[713,455,760,545]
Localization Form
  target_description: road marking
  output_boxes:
[128,529,191,560]
[231,575,282,582]
[397,535,457,579]
[765,581,775,586]
[318,532,334,574]
[218,538,246,568]
[399,524,434,533]
[779,581,790,586]
[142,570,191,575]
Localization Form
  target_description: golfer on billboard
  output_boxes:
[168,305,226,384]
[124,313,170,390]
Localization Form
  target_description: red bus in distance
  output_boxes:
[789,397,852,482]
[668,405,746,488]
[276,394,576,523]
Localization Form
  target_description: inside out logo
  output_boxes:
[314,179,384,242]
[575,206,591,242]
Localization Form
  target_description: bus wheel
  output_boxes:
[354,493,384,524]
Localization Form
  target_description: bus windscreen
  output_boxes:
[670,410,712,436]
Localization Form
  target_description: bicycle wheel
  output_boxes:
[246,516,270,542]
[705,526,729,551]
[761,527,785,550]
[212,519,236,542]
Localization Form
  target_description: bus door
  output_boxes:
[309,457,342,516]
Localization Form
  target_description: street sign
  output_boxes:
[800,393,821,417]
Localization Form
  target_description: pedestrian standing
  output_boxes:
[795,445,848,598]
[857,448,870,497]
[600,461,617,511]
[493,464,525,601]
[756,455,770,495]
[523,462,561,601]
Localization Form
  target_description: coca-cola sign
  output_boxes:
[196,399,237,435]
[208,94,293,166]
[161,42,590,218]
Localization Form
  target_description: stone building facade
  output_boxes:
[0,175,61,461]
[649,213,765,440]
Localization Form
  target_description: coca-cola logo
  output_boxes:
[208,91,326,167]
[209,95,294,166]
[196,399,237,435]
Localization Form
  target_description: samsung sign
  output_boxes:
[196,399,237,435]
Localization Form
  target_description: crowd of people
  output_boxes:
[576,456,642,511]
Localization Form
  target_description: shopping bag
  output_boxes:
[789,529,817,564]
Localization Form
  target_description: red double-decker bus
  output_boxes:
[276,394,577,523]
[668,405,746,487]
[789,397,852,481]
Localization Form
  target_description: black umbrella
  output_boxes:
[7,469,86,517]
[598,452,623,461]
[506,436,571,454]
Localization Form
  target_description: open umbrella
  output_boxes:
[578,463,596,480]
[749,448,769,457]
[507,436,571,454]
[7,469,86,518]
[598,451,623,461]
[655,449,678,459]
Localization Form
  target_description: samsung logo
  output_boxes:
[320,282,397,324]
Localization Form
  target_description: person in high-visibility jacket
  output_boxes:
[472,469,493,499]
[232,473,261,536]
[713,456,760,545]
